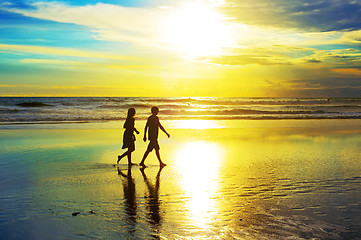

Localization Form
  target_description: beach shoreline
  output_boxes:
[1,118,361,129]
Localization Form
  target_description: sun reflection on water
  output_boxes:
[171,119,222,129]
[174,141,223,229]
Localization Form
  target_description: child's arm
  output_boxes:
[143,120,149,142]
[134,127,139,135]
[159,123,170,138]
[132,118,139,134]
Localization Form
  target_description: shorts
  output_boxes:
[147,140,160,152]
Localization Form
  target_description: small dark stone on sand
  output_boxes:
[89,211,95,214]
[72,212,80,216]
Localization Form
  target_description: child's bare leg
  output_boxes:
[117,151,128,164]
[127,152,133,165]
[155,149,166,167]
[140,150,150,167]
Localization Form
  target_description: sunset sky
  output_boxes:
[1,0,361,97]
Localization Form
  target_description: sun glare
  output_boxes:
[163,3,231,57]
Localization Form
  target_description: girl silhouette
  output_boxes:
[117,107,139,165]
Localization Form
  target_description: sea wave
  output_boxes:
[15,101,54,107]
[0,97,361,122]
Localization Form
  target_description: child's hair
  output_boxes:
[127,107,136,117]
[151,106,159,114]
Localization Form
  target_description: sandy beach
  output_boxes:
[1,119,361,239]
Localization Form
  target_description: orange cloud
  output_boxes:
[332,68,361,76]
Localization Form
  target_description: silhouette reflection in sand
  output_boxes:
[117,166,137,236]
[140,166,164,228]
[117,166,164,238]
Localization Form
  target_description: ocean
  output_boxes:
[0,97,361,123]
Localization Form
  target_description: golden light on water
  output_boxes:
[171,119,222,129]
[163,3,231,57]
[174,141,223,229]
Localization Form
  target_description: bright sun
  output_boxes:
[163,3,231,57]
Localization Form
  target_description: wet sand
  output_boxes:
[0,119,361,239]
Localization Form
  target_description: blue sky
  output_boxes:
[1,0,361,97]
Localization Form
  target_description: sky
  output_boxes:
[1,0,361,97]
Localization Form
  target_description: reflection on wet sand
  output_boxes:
[174,141,222,230]
[117,166,164,239]
[140,167,163,237]
[2,120,361,239]
[117,167,137,237]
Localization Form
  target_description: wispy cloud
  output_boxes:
[307,48,361,68]
[0,84,36,87]
[220,0,361,31]
[0,43,134,60]
[205,54,292,66]
[332,68,361,76]
[1,2,170,48]
[20,58,159,70]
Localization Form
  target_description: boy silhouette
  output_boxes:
[140,106,170,167]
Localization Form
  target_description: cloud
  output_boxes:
[336,30,361,45]
[262,76,361,97]
[1,2,170,48]
[20,59,92,65]
[220,0,361,31]
[206,54,292,66]
[264,79,282,87]
[0,0,34,9]
[0,84,35,87]
[308,48,361,67]
[0,43,135,60]
[0,83,135,97]
[203,45,317,66]
[331,68,361,76]
[306,59,321,63]
[20,58,159,70]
